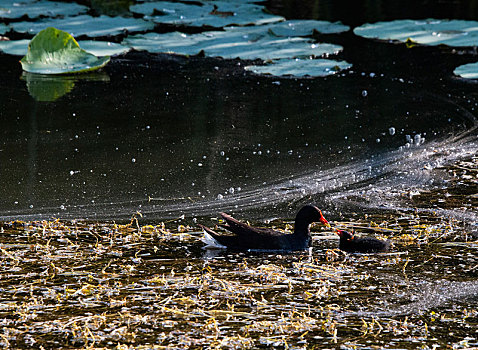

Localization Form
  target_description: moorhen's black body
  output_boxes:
[336,230,391,253]
[199,205,330,251]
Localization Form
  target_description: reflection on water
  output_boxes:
[0,47,476,221]
[21,71,110,102]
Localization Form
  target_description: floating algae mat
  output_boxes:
[0,213,476,348]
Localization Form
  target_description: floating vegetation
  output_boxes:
[0,0,88,19]
[410,157,478,210]
[2,0,351,77]
[130,0,284,27]
[10,14,155,37]
[354,19,478,47]
[454,61,478,79]
[0,212,476,348]
[0,39,30,56]
[20,27,110,74]
[0,39,130,57]
[245,58,352,77]
[123,30,343,60]
[0,23,9,34]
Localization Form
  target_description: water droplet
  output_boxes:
[228,187,234,194]
[220,151,225,156]
[198,163,203,167]
[376,138,381,143]
[389,127,396,136]
[414,134,422,145]
[132,158,136,163]
[361,90,368,97]
[217,194,224,200]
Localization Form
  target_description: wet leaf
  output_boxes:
[0,39,129,57]
[0,0,88,19]
[244,58,352,77]
[0,39,29,56]
[240,19,350,37]
[130,0,284,27]
[20,27,110,74]
[123,30,343,60]
[10,14,154,37]
[453,62,478,79]
[0,23,9,34]
[354,19,478,47]
[77,40,130,56]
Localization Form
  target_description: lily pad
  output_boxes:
[232,19,350,37]
[0,0,88,19]
[130,1,284,27]
[0,39,129,57]
[20,27,110,74]
[0,23,9,35]
[123,30,342,60]
[453,62,478,79]
[78,41,130,56]
[11,14,154,37]
[244,58,352,77]
[0,39,30,56]
[354,19,478,47]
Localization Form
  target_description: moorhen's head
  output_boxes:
[296,205,331,227]
[336,230,354,241]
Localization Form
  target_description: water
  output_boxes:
[0,218,476,349]
[0,49,476,221]
[0,1,477,348]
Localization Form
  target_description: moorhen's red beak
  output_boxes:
[319,210,331,228]
[335,229,343,236]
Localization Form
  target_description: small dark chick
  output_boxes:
[336,230,391,253]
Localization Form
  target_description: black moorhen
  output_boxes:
[336,230,391,253]
[199,205,330,251]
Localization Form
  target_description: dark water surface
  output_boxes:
[0,0,477,349]
[0,21,477,222]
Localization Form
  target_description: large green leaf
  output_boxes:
[245,58,352,77]
[20,27,110,74]
[354,19,478,47]
[130,1,284,27]
[454,62,478,79]
[0,0,88,19]
[123,30,342,60]
[11,14,154,37]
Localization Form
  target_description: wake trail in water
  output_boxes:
[351,279,478,318]
[1,93,476,222]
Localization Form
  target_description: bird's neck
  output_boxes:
[293,220,311,237]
